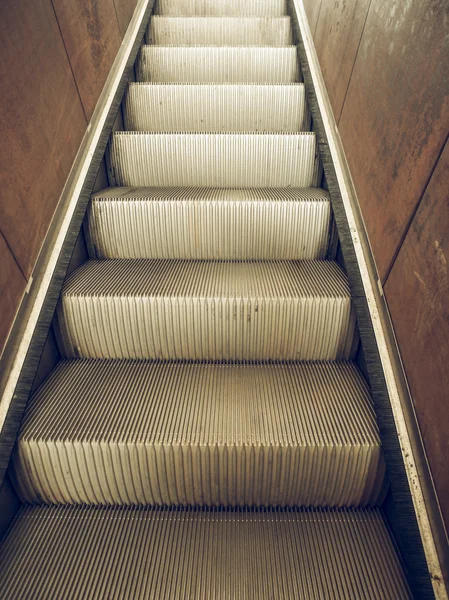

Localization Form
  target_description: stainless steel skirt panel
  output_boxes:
[55,260,358,360]
[148,17,293,46]
[11,361,384,507]
[108,132,318,188]
[123,83,307,132]
[88,187,331,260]
[0,505,411,599]
[137,46,299,83]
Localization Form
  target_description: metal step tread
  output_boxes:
[60,259,350,299]
[148,17,292,46]
[108,132,318,188]
[154,0,288,17]
[88,187,332,260]
[123,82,308,132]
[55,260,357,360]
[12,360,384,507]
[0,505,411,599]
[137,46,299,83]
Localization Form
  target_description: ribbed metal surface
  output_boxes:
[108,133,317,188]
[0,505,411,599]
[123,83,307,132]
[154,0,288,17]
[88,187,331,260]
[137,46,299,83]
[55,260,357,360]
[11,360,385,507]
[148,17,292,46]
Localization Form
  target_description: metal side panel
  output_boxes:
[0,505,411,599]
[148,17,293,46]
[88,187,331,260]
[54,259,358,361]
[11,361,385,507]
[137,46,299,83]
[154,0,288,17]
[108,132,318,188]
[123,83,307,132]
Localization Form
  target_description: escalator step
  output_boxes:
[137,46,299,83]
[11,360,384,507]
[148,17,292,46]
[108,132,317,188]
[154,0,288,17]
[0,505,411,599]
[123,83,307,132]
[55,259,357,361]
[88,187,332,260]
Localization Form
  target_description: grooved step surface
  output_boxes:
[148,17,292,46]
[11,361,385,507]
[137,46,299,83]
[88,187,332,260]
[0,506,411,599]
[55,260,357,360]
[154,0,288,17]
[124,83,307,132]
[108,133,318,188]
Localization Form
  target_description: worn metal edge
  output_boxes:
[288,1,448,598]
[0,0,155,489]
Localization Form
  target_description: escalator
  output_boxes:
[0,1,438,597]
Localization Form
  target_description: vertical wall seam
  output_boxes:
[0,231,28,283]
[336,0,373,126]
[383,132,449,286]
[111,0,123,38]
[312,0,323,39]
[50,0,89,124]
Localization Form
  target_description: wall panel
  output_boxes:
[314,0,371,121]
[0,0,87,280]
[52,0,122,120]
[310,0,449,536]
[385,140,449,530]
[338,0,449,280]
[0,234,27,354]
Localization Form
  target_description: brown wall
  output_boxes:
[0,0,138,356]
[304,0,449,531]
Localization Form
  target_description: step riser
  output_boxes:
[124,84,308,132]
[154,0,288,17]
[88,191,332,260]
[12,441,385,507]
[137,46,299,83]
[108,133,318,188]
[148,17,292,46]
[0,506,412,600]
